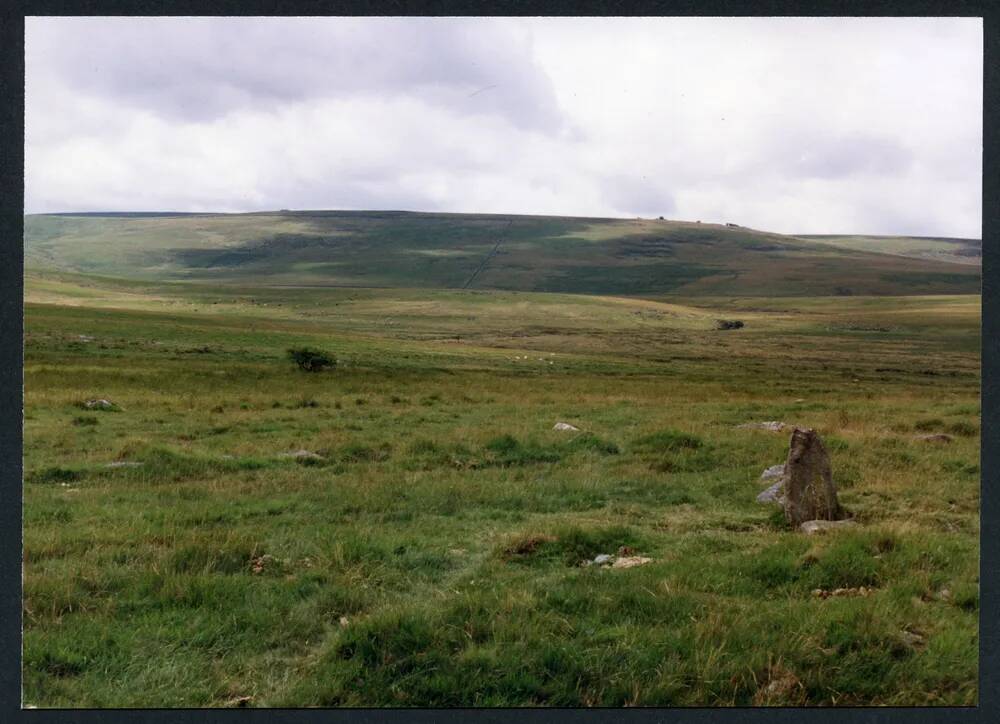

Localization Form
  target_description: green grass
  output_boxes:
[21,271,979,707]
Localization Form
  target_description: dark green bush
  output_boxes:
[287,347,336,372]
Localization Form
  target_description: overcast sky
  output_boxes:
[25,16,982,237]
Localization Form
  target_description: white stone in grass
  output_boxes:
[280,449,324,460]
[761,464,786,480]
[756,480,786,506]
[612,556,653,569]
[553,422,580,432]
[737,421,787,432]
[84,399,118,410]
[800,519,858,535]
[106,461,143,468]
[593,554,613,565]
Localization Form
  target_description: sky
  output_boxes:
[25,16,982,237]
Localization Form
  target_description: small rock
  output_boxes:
[899,629,926,648]
[593,554,614,566]
[553,422,580,431]
[793,398,806,403]
[227,696,253,708]
[800,519,857,535]
[737,421,787,432]
[937,588,952,601]
[84,399,118,410]
[812,586,873,599]
[339,616,350,627]
[106,461,143,468]
[915,434,953,443]
[77,335,95,342]
[280,449,324,460]
[612,556,653,569]
[756,480,786,505]
[760,464,786,480]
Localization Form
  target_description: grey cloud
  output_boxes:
[28,17,565,132]
[787,133,913,179]
[602,175,676,217]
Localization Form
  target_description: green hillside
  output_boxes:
[24,211,980,297]
[798,234,981,267]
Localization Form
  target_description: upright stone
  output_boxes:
[783,428,842,525]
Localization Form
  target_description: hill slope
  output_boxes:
[23,210,981,297]
[796,234,982,266]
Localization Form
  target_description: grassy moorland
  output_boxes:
[22,270,979,707]
[23,211,980,296]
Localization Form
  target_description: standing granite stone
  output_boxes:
[783,428,842,525]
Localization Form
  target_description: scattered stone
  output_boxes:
[593,554,614,566]
[280,449,324,460]
[784,428,843,526]
[915,434,953,443]
[761,464,786,480]
[756,480,786,506]
[737,421,787,432]
[812,586,873,599]
[800,519,857,535]
[899,629,927,649]
[106,461,143,468]
[611,556,652,569]
[84,399,119,410]
[553,422,581,432]
[77,335,95,342]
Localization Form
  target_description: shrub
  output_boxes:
[716,319,745,330]
[287,347,335,372]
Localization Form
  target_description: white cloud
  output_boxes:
[25,16,982,237]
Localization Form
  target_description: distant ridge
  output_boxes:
[23,210,980,297]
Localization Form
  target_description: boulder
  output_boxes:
[783,428,843,526]
[553,422,581,432]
